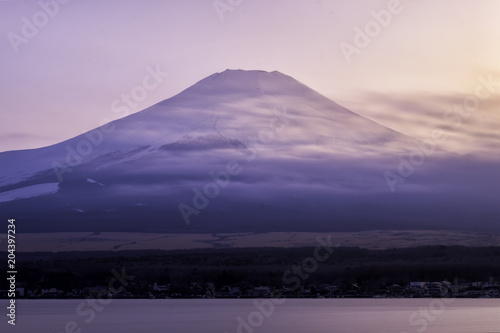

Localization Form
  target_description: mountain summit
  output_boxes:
[0,70,498,232]
[0,69,417,189]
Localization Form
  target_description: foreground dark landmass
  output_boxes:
[2,246,500,299]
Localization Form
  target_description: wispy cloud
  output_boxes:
[339,87,500,156]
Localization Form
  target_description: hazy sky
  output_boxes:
[1,0,499,154]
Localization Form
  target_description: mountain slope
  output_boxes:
[0,70,498,233]
[0,70,418,187]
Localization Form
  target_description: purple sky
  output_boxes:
[1,0,499,154]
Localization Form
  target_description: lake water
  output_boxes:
[4,299,500,333]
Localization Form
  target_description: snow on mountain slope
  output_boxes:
[1,69,497,233]
[86,178,104,186]
[0,183,59,203]
[0,69,420,190]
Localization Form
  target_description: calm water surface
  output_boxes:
[4,299,500,333]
